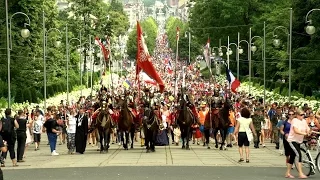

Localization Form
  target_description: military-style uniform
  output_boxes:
[251,110,264,148]
[271,113,281,149]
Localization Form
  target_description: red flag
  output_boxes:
[136,21,165,93]
[94,37,109,61]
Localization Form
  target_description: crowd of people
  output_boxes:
[0,33,319,180]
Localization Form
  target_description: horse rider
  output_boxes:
[91,86,114,125]
[183,92,200,125]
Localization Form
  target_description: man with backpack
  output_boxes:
[0,108,19,167]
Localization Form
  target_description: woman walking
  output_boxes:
[67,109,77,154]
[280,110,294,166]
[285,108,311,179]
[234,107,256,163]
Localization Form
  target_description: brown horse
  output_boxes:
[91,101,113,153]
[142,104,160,153]
[204,100,230,150]
[176,96,194,150]
[117,98,136,150]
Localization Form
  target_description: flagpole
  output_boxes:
[174,28,179,97]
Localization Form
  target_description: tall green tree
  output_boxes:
[127,17,158,59]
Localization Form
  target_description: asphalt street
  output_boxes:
[3,166,320,180]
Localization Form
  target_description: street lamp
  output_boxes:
[43,11,62,111]
[271,9,292,103]
[238,37,250,81]
[6,0,31,108]
[305,9,320,35]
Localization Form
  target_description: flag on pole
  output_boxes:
[94,37,109,61]
[226,66,241,93]
[135,21,165,93]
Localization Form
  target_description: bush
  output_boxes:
[303,86,313,97]
[274,87,281,94]
[47,85,54,97]
[269,82,275,91]
[298,84,305,94]
[15,89,24,103]
[281,88,288,97]
[23,88,32,103]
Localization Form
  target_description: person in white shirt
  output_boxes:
[33,113,43,150]
[66,109,77,154]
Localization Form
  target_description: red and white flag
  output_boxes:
[167,60,173,74]
[135,21,165,93]
[94,37,109,61]
[226,67,241,93]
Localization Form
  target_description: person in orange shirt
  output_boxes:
[198,102,208,146]
[227,107,236,147]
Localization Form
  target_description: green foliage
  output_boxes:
[0,0,129,104]
[188,0,320,96]
[127,17,158,59]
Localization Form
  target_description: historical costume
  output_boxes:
[75,107,89,154]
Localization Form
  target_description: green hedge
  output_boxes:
[0,72,100,105]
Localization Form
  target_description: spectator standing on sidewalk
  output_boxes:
[43,110,61,156]
[16,110,27,162]
[0,108,19,167]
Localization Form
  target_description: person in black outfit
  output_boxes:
[75,107,88,154]
[16,110,27,162]
[0,135,8,180]
[0,108,19,167]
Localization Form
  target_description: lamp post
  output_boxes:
[238,33,250,81]
[43,11,62,111]
[272,25,290,102]
[305,8,320,35]
[249,27,264,95]
[5,0,31,108]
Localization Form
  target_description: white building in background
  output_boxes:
[123,0,145,30]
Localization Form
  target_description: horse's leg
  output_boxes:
[186,127,191,150]
[125,131,129,150]
[150,129,157,152]
[130,126,134,149]
[146,129,150,153]
[213,129,219,148]
[181,127,186,149]
[98,129,104,153]
[104,129,109,152]
[120,130,126,149]
[220,128,228,150]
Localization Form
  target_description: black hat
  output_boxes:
[100,86,107,92]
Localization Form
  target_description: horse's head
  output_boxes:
[101,101,108,111]
[142,106,154,123]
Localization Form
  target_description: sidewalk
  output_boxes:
[1,138,290,169]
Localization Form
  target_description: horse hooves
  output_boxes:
[175,143,179,146]
[146,149,150,153]
[207,146,211,149]
[130,146,133,149]
[186,147,190,150]
[125,148,129,150]
[215,145,218,148]
[151,149,155,152]
[182,146,185,149]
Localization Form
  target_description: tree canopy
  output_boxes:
[188,0,320,97]
[0,0,129,105]
[127,17,158,59]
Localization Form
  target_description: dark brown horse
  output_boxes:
[176,96,194,150]
[204,99,230,150]
[91,101,113,153]
[117,98,136,150]
[142,104,160,153]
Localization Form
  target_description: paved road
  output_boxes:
[1,141,289,169]
[2,138,319,179]
[4,166,320,180]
